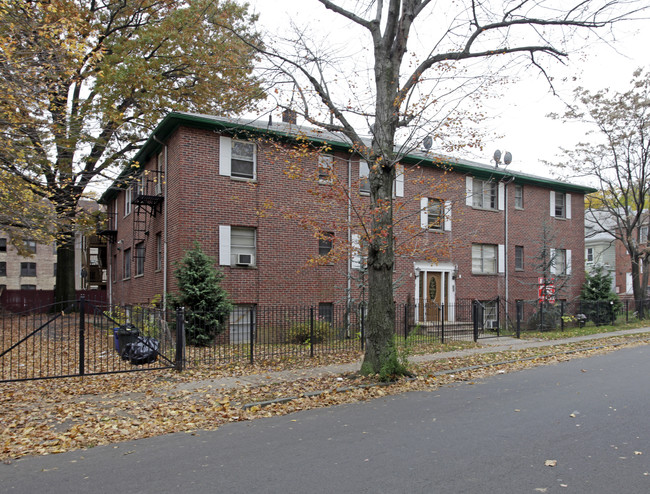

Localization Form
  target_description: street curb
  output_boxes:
[241,336,650,410]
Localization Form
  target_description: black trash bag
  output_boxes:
[123,336,159,365]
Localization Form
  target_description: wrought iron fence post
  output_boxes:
[175,307,185,371]
[596,301,601,326]
[626,299,629,323]
[404,304,408,341]
[610,300,615,325]
[472,300,479,342]
[249,308,255,364]
[310,307,314,358]
[560,301,565,331]
[496,296,500,337]
[360,302,365,351]
[79,296,85,376]
[539,301,544,331]
[516,300,521,339]
[441,303,445,344]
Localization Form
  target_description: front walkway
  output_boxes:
[175,327,650,394]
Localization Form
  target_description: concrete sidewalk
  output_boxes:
[175,327,650,393]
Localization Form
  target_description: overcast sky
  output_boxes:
[247,0,650,183]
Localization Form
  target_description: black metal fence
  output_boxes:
[2,297,645,382]
[1,298,176,383]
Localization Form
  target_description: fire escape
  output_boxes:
[131,171,164,265]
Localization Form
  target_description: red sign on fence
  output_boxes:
[538,277,556,304]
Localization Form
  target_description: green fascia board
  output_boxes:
[99,112,596,203]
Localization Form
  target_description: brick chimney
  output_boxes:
[282,109,297,124]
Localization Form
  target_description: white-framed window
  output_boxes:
[515,245,524,271]
[359,160,370,195]
[25,239,36,254]
[550,191,571,219]
[219,136,257,180]
[156,232,162,271]
[318,155,333,183]
[640,226,649,244]
[219,226,256,267]
[319,231,334,256]
[586,247,594,264]
[135,242,145,277]
[123,248,131,279]
[394,164,404,197]
[20,262,36,277]
[420,198,451,231]
[155,152,164,195]
[474,178,497,209]
[124,186,132,216]
[550,248,572,276]
[466,177,503,210]
[472,244,498,274]
[351,233,365,271]
[514,184,524,209]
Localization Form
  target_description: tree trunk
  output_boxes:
[362,164,396,374]
[55,231,76,309]
[631,256,645,318]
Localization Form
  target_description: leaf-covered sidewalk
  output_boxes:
[2,329,650,462]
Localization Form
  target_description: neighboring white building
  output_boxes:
[584,209,648,296]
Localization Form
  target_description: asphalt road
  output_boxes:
[4,345,650,493]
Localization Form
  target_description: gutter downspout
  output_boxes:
[153,135,168,312]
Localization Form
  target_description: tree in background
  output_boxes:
[173,242,232,347]
[252,0,646,374]
[581,265,621,325]
[0,170,56,251]
[552,69,650,316]
[0,0,263,305]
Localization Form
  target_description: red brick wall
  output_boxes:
[108,124,586,308]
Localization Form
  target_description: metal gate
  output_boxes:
[1,297,178,383]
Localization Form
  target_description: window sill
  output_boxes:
[134,274,144,279]
[471,272,498,276]
[230,176,257,183]
[318,179,333,185]
[471,206,499,212]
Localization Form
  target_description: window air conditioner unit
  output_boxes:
[485,320,498,330]
[236,254,253,266]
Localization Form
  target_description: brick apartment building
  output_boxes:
[99,112,593,325]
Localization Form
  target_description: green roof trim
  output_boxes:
[99,112,596,203]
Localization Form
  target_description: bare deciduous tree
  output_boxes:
[552,68,650,316]
[255,0,647,374]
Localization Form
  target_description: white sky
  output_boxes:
[247,0,650,184]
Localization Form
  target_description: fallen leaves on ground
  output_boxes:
[1,335,648,461]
